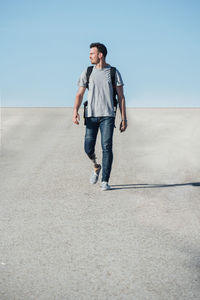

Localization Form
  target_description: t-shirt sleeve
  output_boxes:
[115,69,124,86]
[77,69,87,87]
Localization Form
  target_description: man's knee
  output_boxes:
[102,140,112,152]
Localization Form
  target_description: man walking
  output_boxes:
[73,42,127,190]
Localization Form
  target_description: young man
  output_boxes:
[73,42,127,191]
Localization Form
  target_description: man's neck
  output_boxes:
[95,61,109,69]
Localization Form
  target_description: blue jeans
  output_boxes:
[84,117,115,182]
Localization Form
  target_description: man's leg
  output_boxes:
[100,117,115,183]
[84,117,99,167]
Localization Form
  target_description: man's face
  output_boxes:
[89,47,101,64]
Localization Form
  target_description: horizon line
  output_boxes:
[1,106,200,109]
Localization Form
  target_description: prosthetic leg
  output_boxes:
[88,153,101,184]
[90,153,100,171]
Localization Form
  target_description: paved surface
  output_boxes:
[1,107,200,300]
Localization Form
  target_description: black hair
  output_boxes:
[90,42,107,58]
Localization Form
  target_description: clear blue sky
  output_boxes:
[1,0,200,107]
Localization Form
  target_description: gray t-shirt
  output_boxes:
[77,65,124,117]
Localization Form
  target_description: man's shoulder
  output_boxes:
[105,64,117,71]
[109,65,121,73]
[80,68,88,76]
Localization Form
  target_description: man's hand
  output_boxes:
[119,120,127,132]
[116,85,127,133]
[73,111,80,125]
[73,86,86,125]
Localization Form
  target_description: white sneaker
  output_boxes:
[101,181,111,191]
[90,165,101,184]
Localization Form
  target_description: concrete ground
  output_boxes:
[0,107,200,300]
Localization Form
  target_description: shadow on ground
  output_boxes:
[110,182,200,190]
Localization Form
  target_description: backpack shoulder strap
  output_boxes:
[110,67,117,107]
[110,66,116,87]
[86,66,94,89]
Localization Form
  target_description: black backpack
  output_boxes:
[83,66,118,124]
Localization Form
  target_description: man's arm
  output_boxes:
[73,86,86,125]
[116,85,127,132]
